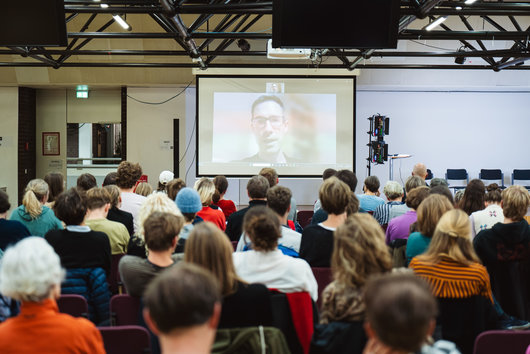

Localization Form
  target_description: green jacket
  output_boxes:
[212,326,291,354]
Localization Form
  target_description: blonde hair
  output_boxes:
[320,176,350,215]
[185,222,243,296]
[22,179,49,219]
[332,214,392,288]
[417,194,454,238]
[419,209,480,266]
[502,185,530,222]
[103,185,120,208]
[194,177,215,206]
[137,192,183,240]
[135,182,153,197]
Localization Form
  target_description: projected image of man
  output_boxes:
[243,95,290,163]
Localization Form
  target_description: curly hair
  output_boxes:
[405,186,430,210]
[259,167,278,187]
[243,206,281,252]
[116,161,143,189]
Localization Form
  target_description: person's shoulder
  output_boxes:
[44,228,63,240]
[282,226,301,237]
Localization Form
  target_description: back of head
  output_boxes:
[76,173,97,192]
[429,185,454,205]
[267,185,292,216]
[417,194,454,238]
[322,168,337,181]
[54,187,87,226]
[86,187,111,210]
[102,172,117,187]
[0,190,11,214]
[406,186,430,209]
[459,179,485,215]
[243,206,281,252]
[158,170,174,190]
[346,193,360,216]
[429,178,449,188]
[405,176,425,193]
[103,185,121,208]
[485,183,502,204]
[364,273,437,353]
[167,178,186,201]
[259,167,278,187]
[137,193,183,239]
[332,214,391,288]
[44,172,64,203]
[116,161,143,189]
[383,181,403,200]
[185,222,239,296]
[143,263,221,334]
[143,211,183,252]
[246,175,270,199]
[176,187,202,222]
[412,163,428,179]
[422,209,480,265]
[502,185,530,222]
[194,177,215,206]
[320,176,350,215]
[0,237,65,302]
[135,182,153,197]
[23,179,49,219]
[363,176,380,193]
[335,169,357,192]
[213,175,229,195]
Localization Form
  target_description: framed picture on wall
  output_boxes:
[42,132,60,156]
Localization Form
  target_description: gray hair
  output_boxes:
[0,237,65,302]
[429,178,449,188]
[383,181,404,200]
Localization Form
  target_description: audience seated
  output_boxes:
[363,273,460,354]
[225,175,269,241]
[313,168,337,213]
[135,182,153,197]
[44,188,111,325]
[104,184,134,237]
[76,173,97,192]
[233,206,317,301]
[166,178,186,201]
[10,179,63,237]
[260,167,297,222]
[157,170,174,193]
[357,176,385,213]
[312,169,357,225]
[320,214,391,324]
[116,161,146,233]
[194,177,226,231]
[143,263,221,354]
[469,183,503,239]
[300,177,349,267]
[119,211,183,297]
[0,190,30,251]
[0,237,105,353]
[102,171,117,186]
[185,222,273,328]
[85,187,129,255]
[213,175,237,219]
[386,186,430,245]
[406,194,454,265]
[236,185,302,255]
[388,176,425,221]
[175,187,202,252]
[43,172,65,209]
[373,180,404,225]
[459,179,486,215]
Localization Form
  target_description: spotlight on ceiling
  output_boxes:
[425,16,447,31]
[455,47,466,64]
[237,39,251,52]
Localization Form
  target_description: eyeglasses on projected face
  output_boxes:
[251,116,286,129]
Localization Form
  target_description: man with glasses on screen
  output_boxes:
[241,95,293,164]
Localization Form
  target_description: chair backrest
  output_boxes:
[474,330,530,354]
[445,169,469,190]
[110,294,142,326]
[480,169,504,187]
[513,169,530,187]
[311,267,333,309]
[426,169,433,180]
[297,210,314,229]
[99,325,151,354]
[57,294,88,318]
[109,254,125,295]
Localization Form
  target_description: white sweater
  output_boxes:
[470,204,504,239]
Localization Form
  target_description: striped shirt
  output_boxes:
[409,256,493,303]
[373,201,404,225]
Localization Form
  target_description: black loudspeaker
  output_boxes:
[173,119,180,178]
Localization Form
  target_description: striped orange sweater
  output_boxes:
[409,256,493,303]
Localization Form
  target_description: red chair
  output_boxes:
[108,254,125,295]
[474,330,530,354]
[57,294,88,318]
[297,210,314,229]
[110,294,142,326]
[99,326,151,354]
[311,267,333,309]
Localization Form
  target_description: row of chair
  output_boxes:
[441,168,530,190]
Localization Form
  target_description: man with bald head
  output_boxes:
[412,163,428,180]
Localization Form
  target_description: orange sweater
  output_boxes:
[0,299,105,353]
[409,256,493,303]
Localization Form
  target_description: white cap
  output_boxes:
[159,170,174,185]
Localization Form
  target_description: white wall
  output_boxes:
[0,87,19,211]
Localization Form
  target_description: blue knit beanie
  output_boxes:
[176,187,202,213]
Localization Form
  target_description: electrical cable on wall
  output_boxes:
[127,79,194,105]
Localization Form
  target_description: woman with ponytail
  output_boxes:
[10,179,62,236]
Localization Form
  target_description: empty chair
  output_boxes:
[445,169,469,191]
[512,169,530,189]
[57,294,88,318]
[108,254,125,295]
[479,169,504,188]
[311,267,333,308]
[99,326,150,354]
[110,294,141,326]
[297,210,314,229]
[473,330,530,354]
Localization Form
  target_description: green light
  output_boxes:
[76,85,88,91]
[76,91,89,99]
